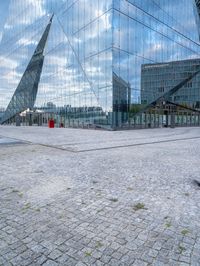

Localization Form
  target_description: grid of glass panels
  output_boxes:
[113,0,200,103]
[37,0,113,128]
[141,58,200,109]
[1,0,200,128]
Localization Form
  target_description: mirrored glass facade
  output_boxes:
[0,0,200,129]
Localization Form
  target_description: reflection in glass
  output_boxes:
[0,0,200,128]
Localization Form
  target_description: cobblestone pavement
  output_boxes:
[0,126,200,266]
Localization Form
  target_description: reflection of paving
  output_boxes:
[0,136,27,146]
[0,126,200,265]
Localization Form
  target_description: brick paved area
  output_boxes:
[0,126,200,265]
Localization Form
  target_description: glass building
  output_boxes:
[0,0,200,129]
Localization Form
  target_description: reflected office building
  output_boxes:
[1,0,200,129]
[141,59,200,108]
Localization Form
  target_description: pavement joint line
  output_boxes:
[53,132,188,147]
[37,135,200,153]
[0,142,28,147]
[76,136,200,152]
[0,134,77,152]
[36,143,77,153]
[0,134,31,145]
[0,134,200,153]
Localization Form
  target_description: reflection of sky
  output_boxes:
[113,0,200,103]
[0,0,113,111]
[0,1,10,42]
[0,0,200,109]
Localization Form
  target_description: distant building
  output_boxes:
[0,108,5,122]
[113,73,131,127]
[46,102,56,109]
[141,58,200,109]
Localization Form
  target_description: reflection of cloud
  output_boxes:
[7,0,45,27]
[112,0,200,102]
[4,23,13,30]
[87,11,111,38]
[0,0,114,110]
[0,1,10,43]
[0,55,18,70]
[44,54,68,68]
[1,0,200,110]
[17,38,38,46]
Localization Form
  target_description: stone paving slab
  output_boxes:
[0,126,200,265]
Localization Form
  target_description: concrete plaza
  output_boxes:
[0,126,200,266]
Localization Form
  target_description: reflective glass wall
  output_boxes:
[0,0,113,128]
[1,0,200,128]
[37,0,113,128]
[112,0,200,128]
[113,0,200,102]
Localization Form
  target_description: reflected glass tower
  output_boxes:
[0,0,200,128]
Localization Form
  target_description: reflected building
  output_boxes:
[141,58,200,109]
[0,0,200,129]
[1,15,53,124]
[0,107,5,123]
[113,72,131,127]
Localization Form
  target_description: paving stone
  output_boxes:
[190,255,200,266]
[179,255,191,264]
[141,254,154,264]
[148,249,159,258]
[75,262,87,266]
[92,260,104,266]
[100,254,111,264]
[2,251,18,260]
[43,259,58,266]
[65,258,79,266]
[153,260,171,266]
[0,256,7,265]
[132,259,148,266]
[111,250,124,260]
[48,249,63,260]
[33,255,48,265]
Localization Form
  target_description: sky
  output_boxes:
[0,0,200,110]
